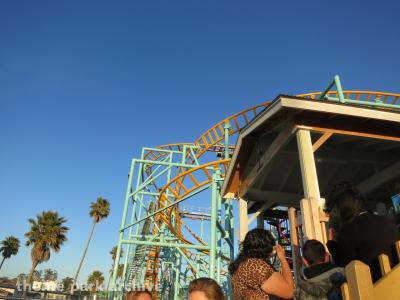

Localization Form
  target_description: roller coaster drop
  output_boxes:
[110,76,400,300]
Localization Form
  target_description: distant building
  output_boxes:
[32,280,59,292]
[0,279,17,297]
[0,286,15,297]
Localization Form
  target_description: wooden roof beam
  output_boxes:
[357,160,400,194]
[245,189,302,206]
[238,121,296,198]
[296,125,400,143]
[313,132,333,152]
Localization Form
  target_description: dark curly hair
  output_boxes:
[326,181,367,224]
[228,228,275,275]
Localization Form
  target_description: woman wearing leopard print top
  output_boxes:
[229,229,294,300]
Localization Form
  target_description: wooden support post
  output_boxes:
[239,198,248,243]
[345,260,374,300]
[299,198,322,241]
[257,213,265,229]
[341,282,351,300]
[296,129,321,201]
[288,207,301,283]
[321,221,328,247]
[378,254,391,276]
[297,129,324,242]
[319,206,329,249]
[300,199,314,240]
[309,197,323,240]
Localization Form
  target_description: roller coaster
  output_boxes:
[110,76,400,300]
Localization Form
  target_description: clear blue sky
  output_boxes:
[1,0,399,283]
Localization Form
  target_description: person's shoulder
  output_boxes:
[236,258,274,286]
[347,213,399,235]
[241,258,269,267]
[346,213,388,227]
[359,213,397,227]
[303,262,344,281]
[238,258,271,272]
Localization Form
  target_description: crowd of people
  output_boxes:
[125,181,400,300]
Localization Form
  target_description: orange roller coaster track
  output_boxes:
[113,82,400,300]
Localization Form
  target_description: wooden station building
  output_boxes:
[221,93,400,299]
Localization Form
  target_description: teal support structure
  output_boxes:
[224,123,230,159]
[209,171,218,280]
[319,74,400,110]
[109,75,399,300]
[111,145,234,300]
[173,253,181,299]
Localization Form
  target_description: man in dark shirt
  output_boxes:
[325,182,400,282]
[327,212,399,282]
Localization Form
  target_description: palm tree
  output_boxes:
[110,246,122,267]
[61,277,74,293]
[87,271,104,295]
[106,246,123,291]
[32,270,42,282]
[73,197,110,284]
[25,211,69,286]
[43,268,57,281]
[0,236,20,271]
[116,264,124,279]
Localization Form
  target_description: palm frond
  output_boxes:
[89,197,110,223]
[0,236,20,259]
[25,211,69,265]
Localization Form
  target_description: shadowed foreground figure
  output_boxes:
[188,277,225,300]
[325,181,400,282]
[229,228,294,300]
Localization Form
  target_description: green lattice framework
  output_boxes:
[110,75,400,300]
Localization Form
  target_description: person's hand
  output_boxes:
[274,244,286,260]
[328,228,335,241]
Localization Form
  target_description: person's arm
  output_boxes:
[278,244,294,290]
[326,229,342,265]
[261,245,294,299]
[327,228,356,267]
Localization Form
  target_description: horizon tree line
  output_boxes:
[0,196,119,292]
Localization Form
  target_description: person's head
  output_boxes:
[188,278,225,300]
[228,228,275,275]
[241,228,276,257]
[326,181,367,224]
[302,239,329,267]
[125,290,152,300]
